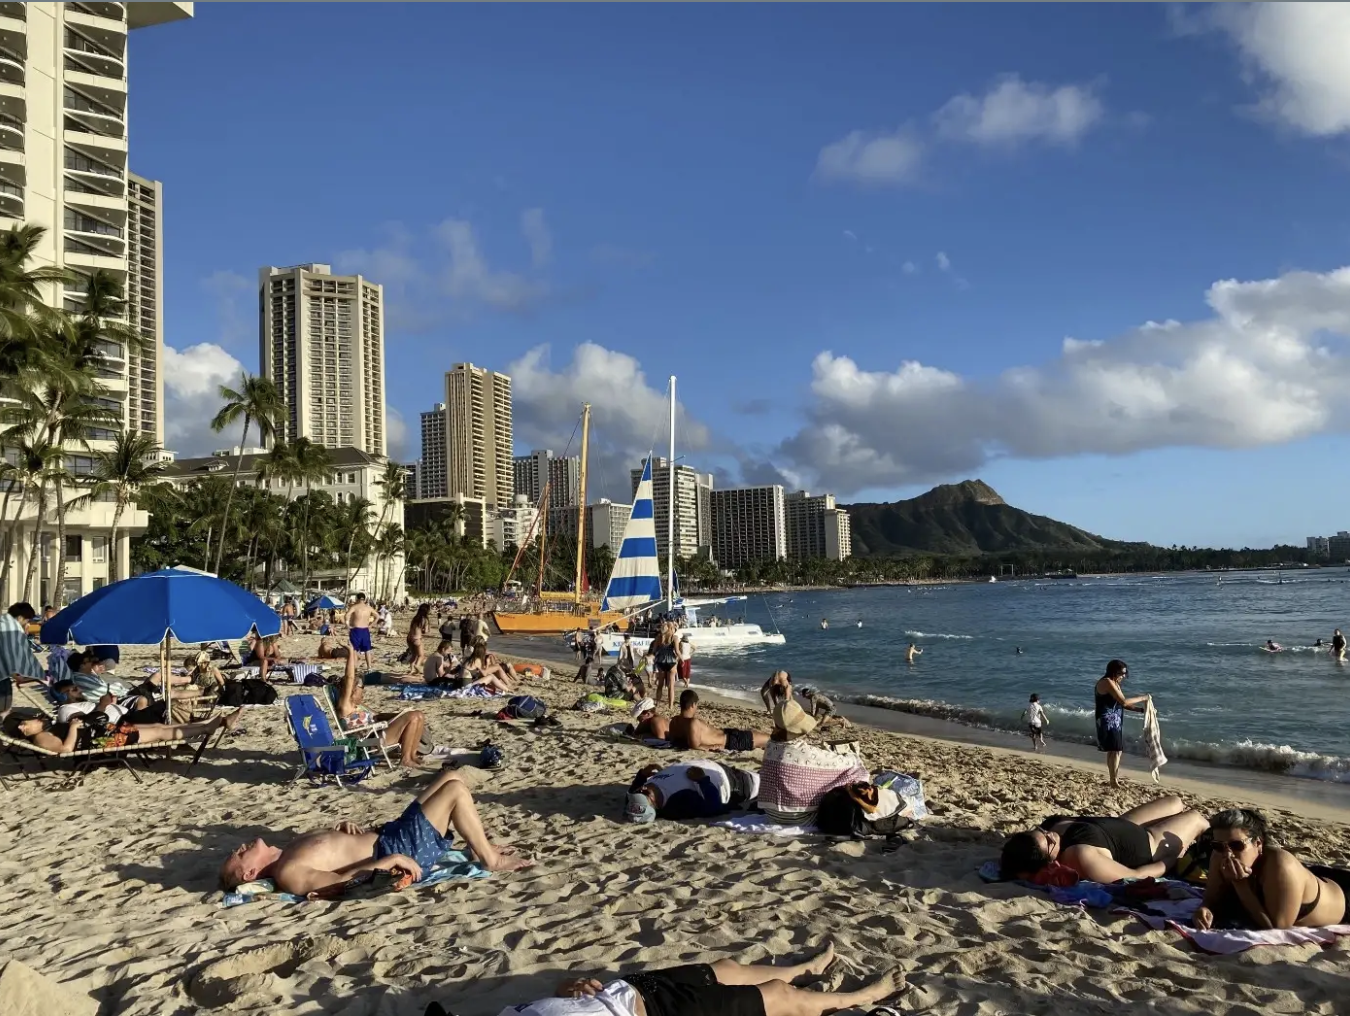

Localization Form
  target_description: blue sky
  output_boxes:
[130,3,1350,548]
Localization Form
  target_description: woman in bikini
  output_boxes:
[1194,808,1348,930]
[335,647,429,767]
[1001,796,1209,883]
[406,603,432,676]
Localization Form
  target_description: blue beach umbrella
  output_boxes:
[305,594,344,613]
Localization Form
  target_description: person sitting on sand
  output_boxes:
[219,768,532,896]
[1000,796,1209,883]
[1194,808,1348,930]
[482,943,899,1016]
[242,632,282,667]
[316,636,350,661]
[187,651,227,697]
[4,708,240,754]
[422,640,458,684]
[669,690,770,753]
[461,642,518,692]
[625,758,760,823]
[629,698,671,741]
[334,649,430,767]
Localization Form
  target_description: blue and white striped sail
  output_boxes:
[601,455,664,611]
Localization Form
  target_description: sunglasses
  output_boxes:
[1212,839,1253,854]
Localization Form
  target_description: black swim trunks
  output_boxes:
[724,728,755,752]
[627,964,765,1016]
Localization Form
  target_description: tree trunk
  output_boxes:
[0,480,22,601]
[52,478,69,605]
[212,417,251,575]
[108,494,126,585]
[22,490,47,603]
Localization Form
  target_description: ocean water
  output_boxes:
[678,569,1350,784]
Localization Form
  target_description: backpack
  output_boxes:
[503,695,548,720]
[219,678,279,707]
[815,784,914,839]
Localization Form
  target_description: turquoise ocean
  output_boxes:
[670,569,1350,784]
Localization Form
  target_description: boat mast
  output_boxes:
[667,375,676,611]
[536,481,551,597]
[574,403,591,606]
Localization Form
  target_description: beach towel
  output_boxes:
[393,684,503,701]
[219,848,489,907]
[1126,908,1350,954]
[713,814,822,836]
[1142,695,1167,782]
[0,613,43,690]
[758,738,869,825]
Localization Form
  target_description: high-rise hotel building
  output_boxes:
[443,363,513,508]
[0,2,193,604]
[259,263,387,457]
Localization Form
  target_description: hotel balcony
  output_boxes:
[0,179,21,218]
[0,44,23,87]
[65,31,126,82]
[68,3,126,23]
[0,111,20,152]
[0,4,24,21]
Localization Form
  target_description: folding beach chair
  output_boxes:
[284,694,379,787]
[0,724,219,789]
[322,683,396,770]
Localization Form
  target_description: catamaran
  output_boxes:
[594,375,786,656]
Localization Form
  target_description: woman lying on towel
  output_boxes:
[1001,795,1209,883]
[3,708,240,753]
[1194,808,1348,930]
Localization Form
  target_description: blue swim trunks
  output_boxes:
[349,627,372,653]
[375,800,452,878]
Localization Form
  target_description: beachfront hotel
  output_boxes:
[785,490,853,562]
[710,484,789,569]
[259,263,387,457]
[442,362,514,509]
[418,403,448,499]
[0,1,192,606]
[513,448,581,509]
[632,456,714,563]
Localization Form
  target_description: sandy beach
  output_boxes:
[4,625,1350,1016]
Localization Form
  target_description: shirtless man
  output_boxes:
[669,690,769,752]
[905,642,923,665]
[346,593,376,670]
[219,769,532,895]
[630,698,671,741]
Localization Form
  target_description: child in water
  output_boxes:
[1022,693,1048,751]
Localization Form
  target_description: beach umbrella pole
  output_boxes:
[161,634,170,720]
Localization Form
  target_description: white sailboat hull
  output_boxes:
[598,624,785,656]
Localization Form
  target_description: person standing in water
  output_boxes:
[905,642,922,665]
[820,618,829,630]
[1095,659,1147,788]
[1334,629,1347,663]
[1023,693,1048,751]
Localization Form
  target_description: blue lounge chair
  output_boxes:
[284,694,378,787]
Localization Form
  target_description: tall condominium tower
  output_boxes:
[444,363,513,508]
[513,448,580,507]
[125,171,162,444]
[259,263,386,456]
[710,485,787,569]
[418,403,448,499]
[631,456,713,562]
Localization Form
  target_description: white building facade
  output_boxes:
[710,485,787,569]
[631,457,712,562]
[444,363,512,508]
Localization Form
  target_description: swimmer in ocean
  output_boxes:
[1015,647,1023,655]
[1264,639,1282,653]
[905,642,922,665]
[1334,629,1347,662]
[820,619,829,630]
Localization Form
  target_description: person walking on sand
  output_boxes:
[677,632,695,688]
[346,593,376,670]
[1095,659,1147,788]
[905,642,922,665]
[1023,693,1048,751]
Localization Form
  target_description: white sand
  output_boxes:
[3,627,1349,1015]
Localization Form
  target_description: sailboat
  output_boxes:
[492,404,631,635]
[595,376,786,656]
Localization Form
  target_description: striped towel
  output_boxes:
[1142,695,1168,782]
[289,663,323,685]
[0,612,44,686]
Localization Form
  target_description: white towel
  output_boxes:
[1142,695,1168,782]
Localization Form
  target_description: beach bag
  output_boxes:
[219,679,278,707]
[816,784,915,838]
[504,695,548,720]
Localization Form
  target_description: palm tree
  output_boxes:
[373,524,404,601]
[0,437,55,602]
[372,458,407,548]
[209,374,284,574]
[0,224,73,375]
[89,430,165,583]
[339,496,375,592]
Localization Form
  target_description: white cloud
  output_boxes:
[902,261,918,275]
[936,251,952,272]
[162,342,246,456]
[1206,2,1350,136]
[776,264,1350,494]
[842,229,858,241]
[386,407,410,463]
[934,74,1104,146]
[814,128,924,187]
[520,208,552,269]
[508,342,712,501]
[438,218,549,312]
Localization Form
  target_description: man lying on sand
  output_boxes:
[482,942,900,1016]
[630,698,671,740]
[219,769,531,895]
[1001,795,1208,883]
[669,690,770,752]
[626,759,760,823]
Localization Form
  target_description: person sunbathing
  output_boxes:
[625,759,760,823]
[1194,808,1348,930]
[629,698,671,740]
[3,708,240,753]
[218,768,532,895]
[334,649,430,767]
[668,690,770,753]
[1000,796,1209,883]
[479,943,899,1016]
[316,636,350,661]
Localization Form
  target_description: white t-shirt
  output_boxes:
[646,760,730,805]
[1027,702,1047,728]
[56,700,126,725]
[496,981,639,1016]
[677,639,694,661]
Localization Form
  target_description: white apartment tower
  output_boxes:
[419,403,447,499]
[785,490,852,561]
[631,456,713,562]
[0,2,194,605]
[125,170,162,444]
[513,448,580,507]
[259,263,387,457]
[710,485,787,569]
[444,363,513,508]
